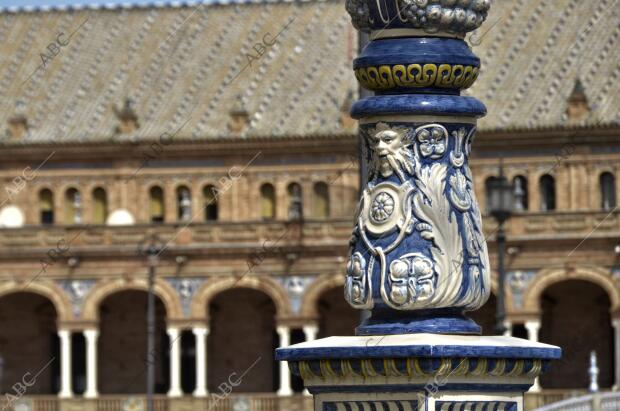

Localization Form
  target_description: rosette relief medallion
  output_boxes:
[343,0,492,335]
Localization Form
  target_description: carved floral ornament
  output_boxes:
[345,122,490,311]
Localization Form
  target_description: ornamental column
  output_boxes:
[303,325,318,342]
[277,1,559,409]
[504,320,513,337]
[525,320,542,392]
[525,320,540,342]
[58,330,73,398]
[276,326,292,396]
[612,319,620,390]
[167,327,182,397]
[84,329,99,398]
[193,327,209,397]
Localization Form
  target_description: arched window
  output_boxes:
[313,182,330,218]
[203,185,218,221]
[600,172,616,211]
[260,183,276,220]
[39,189,54,225]
[539,174,556,211]
[92,187,108,224]
[484,176,499,212]
[176,186,191,222]
[64,188,81,224]
[513,176,528,211]
[149,186,165,223]
[287,182,303,221]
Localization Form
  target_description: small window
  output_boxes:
[260,183,276,220]
[513,176,528,211]
[312,182,330,218]
[149,186,165,223]
[177,186,192,222]
[484,176,499,212]
[287,183,303,221]
[600,172,616,211]
[64,188,81,224]
[203,185,218,221]
[92,187,108,224]
[539,174,556,211]
[39,189,54,225]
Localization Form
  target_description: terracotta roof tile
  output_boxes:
[0,0,618,145]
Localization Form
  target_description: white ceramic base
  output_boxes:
[276,334,560,411]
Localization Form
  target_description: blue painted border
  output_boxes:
[356,308,482,335]
[276,343,561,361]
[354,37,480,68]
[309,383,533,394]
[435,401,518,411]
[350,95,487,119]
[323,400,419,411]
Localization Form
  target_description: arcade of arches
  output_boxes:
[0,276,619,398]
[0,284,358,398]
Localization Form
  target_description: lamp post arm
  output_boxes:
[495,224,507,335]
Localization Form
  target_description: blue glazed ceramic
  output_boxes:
[343,0,492,336]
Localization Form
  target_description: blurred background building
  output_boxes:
[0,0,618,410]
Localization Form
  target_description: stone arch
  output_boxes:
[197,179,222,202]
[191,276,290,320]
[505,167,529,181]
[172,180,193,193]
[523,266,620,314]
[300,274,344,318]
[32,185,56,225]
[0,280,72,323]
[539,279,614,388]
[258,180,277,220]
[81,278,183,322]
[140,181,167,223]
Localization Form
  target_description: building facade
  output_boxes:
[0,0,619,410]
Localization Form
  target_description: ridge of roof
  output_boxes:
[0,131,356,149]
[0,0,321,13]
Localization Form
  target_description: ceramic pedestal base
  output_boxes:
[276,334,560,411]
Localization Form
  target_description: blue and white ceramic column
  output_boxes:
[277,0,560,409]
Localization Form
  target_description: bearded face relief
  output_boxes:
[375,129,402,178]
[367,123,415,180]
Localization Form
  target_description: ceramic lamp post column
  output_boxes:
[277,1,560,409]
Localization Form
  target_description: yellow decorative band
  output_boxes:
[295,358,544,381]
[354,64,479,91]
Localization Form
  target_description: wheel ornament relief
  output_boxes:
[370,192,395,223]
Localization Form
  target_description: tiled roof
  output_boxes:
[467,0,620,131]
[0,0,308,13]
[0,0,618,145]
[0,0,357,143]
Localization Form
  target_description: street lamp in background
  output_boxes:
[138,234,164,411]
[488,163,514,335]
